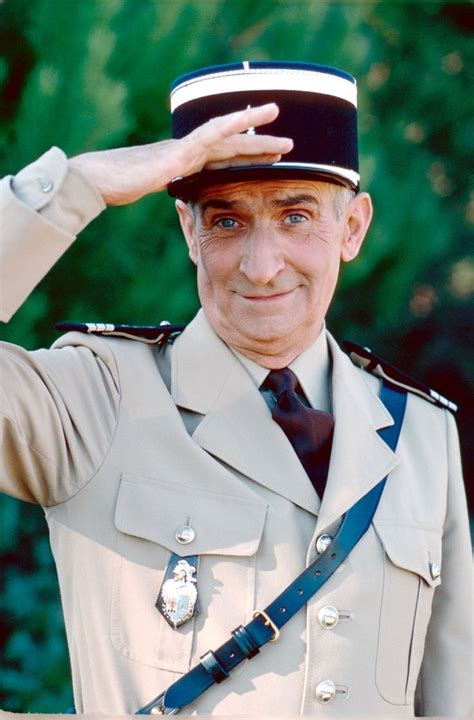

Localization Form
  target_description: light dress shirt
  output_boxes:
[231,328,332,415]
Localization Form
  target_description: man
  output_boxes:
[0,62,472,716]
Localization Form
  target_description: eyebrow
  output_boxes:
[199,199,237,215]
[269,193,320,208]
[198,193,320,215]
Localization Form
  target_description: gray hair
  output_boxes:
[331,185,356,220]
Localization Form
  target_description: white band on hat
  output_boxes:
[273,162,360,187]
[171,67,357,112]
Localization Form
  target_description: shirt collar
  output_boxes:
[230,324,332,413]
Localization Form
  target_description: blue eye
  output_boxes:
[217,217,237,228]
[284,213,307,225]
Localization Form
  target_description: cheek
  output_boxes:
[291,236,338,281]
[196,240,239,292]
[316,249,342,293]
[289,233,343,307]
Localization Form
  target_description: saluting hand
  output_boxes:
[69,104,293,206]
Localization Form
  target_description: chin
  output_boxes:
[231,316,301,346]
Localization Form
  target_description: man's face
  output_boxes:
[177,179,372,368]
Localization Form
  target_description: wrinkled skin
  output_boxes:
[176,179,373,368]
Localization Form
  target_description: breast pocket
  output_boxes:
[111,473,267,673]
[374,522,442,705]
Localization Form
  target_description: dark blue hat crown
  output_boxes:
[168,61,359,199]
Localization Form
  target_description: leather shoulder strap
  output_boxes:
[344,340,457,413]
[55,321,185,345]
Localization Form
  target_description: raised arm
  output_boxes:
[69,103,291,205]
[0,105,292,504]
[0,104,292,320]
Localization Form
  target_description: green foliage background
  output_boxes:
[0,0,472,712]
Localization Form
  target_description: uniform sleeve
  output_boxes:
[0,336,120,507]
[415,411,473,717]
[0,147,105,322]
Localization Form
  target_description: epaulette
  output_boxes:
[343,340,458,413]
[54,321,185,345]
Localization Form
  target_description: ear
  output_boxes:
[341,192,373,263]
[175,199,198,264]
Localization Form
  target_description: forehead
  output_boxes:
[194,179,335,210]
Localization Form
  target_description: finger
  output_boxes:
[218,103,281,135]
[205,153,283,170]
[191,103,282,147]
[207,133,293,162]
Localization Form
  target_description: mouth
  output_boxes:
[240,289,296,302]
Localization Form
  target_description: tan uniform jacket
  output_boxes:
[0,154,472,717]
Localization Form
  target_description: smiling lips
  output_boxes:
[240,289,296,302]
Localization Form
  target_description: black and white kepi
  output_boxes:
[168,60,359,200]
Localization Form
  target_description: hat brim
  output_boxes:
[167,164,358,201]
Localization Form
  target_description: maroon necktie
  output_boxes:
[264,368,334,499]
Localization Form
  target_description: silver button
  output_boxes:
[38,177,54,193]
[175,525,195,545]
[318,605,339,629]
[317,605,352,628]
[316,533,332,554]
[315,680,336,704]
[430,561,441,580]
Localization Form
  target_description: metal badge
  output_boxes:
[156,553,199,629]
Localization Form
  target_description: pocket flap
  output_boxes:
[115,473,267,557]
[374,522,442,587]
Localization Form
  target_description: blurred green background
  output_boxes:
[0,0,472,712]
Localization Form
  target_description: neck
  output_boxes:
[228,328,324,370]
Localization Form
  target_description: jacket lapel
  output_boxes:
[171,313,398,523]
[171,311,320,515]
[314,334,399,535]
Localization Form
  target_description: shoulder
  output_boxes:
[51,321,185,362]
[54,321,185,345]
[342,340,458,414]
[50,321,186,388]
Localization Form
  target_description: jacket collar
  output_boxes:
[231,322,332,414]
[171,311,398,520]
[314,333,398,534]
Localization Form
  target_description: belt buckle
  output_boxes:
[136,691,180,715]
[252,609,280,642]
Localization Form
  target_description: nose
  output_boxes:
[239,227,285,285]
